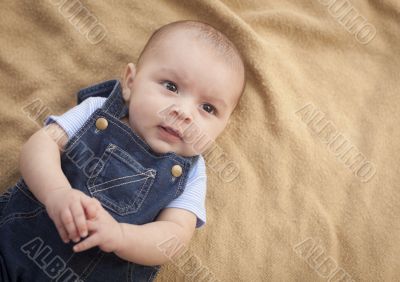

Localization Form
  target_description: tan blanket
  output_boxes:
[1,0,399,281]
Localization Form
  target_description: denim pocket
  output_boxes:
[87,143,156,216]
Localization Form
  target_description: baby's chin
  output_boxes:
[147,139,200,157]
[121,117,203,157]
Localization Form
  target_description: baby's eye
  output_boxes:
[162,81,178,93]
[202,103,216,115]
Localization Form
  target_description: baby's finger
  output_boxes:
[54,219,69,243]
[82,197,99,220]
[61,209,79,242]
[86,219,98,231]
[70,201,88,238]
[73,233,99,253]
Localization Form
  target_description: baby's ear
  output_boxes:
[122,63,136,101]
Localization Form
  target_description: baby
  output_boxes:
[0,20,245,282]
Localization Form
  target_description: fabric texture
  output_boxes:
[44,96,207,228]
[1,1,399,281]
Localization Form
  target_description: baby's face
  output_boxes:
[122,30,243,157]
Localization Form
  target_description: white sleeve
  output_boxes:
[44,97,106,139]
[165,155,207,228]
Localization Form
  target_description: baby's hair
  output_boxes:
[136,20,246,106]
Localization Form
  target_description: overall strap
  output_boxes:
[76,79,128,119]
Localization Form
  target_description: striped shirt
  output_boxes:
[44,97,207,228]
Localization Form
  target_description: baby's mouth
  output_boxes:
[158,125,183,141]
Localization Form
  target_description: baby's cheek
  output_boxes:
[203,124,220,139]
[188,137,212,155]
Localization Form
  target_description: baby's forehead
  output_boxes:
[145,25,240,65]
[138,23,245,105]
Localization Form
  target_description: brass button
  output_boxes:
[171,165,182,177]
[96,117,108,130]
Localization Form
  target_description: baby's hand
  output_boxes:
[72,199,124,254]
[44,187,99,244]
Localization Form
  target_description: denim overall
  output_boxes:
[0,80,199,282]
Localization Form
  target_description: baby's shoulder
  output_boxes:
[188,155,207,180]
[80,96,107,108]
[197,155,206,170]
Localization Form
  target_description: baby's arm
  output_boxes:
[19,123,97,242]
[73,205,197,266]
[117,207,197,266]
[19,123,70,205]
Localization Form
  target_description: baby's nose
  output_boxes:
[172,107,192,124]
